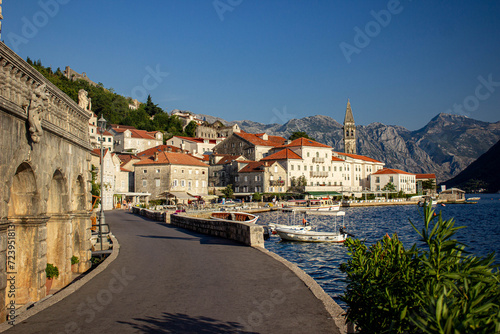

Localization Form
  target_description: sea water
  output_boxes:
[260,194,500,309]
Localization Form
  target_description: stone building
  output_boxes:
[213,132,286,161]
[134,152,209,201]
[208,154,248,188]
[64,66,98,87]
[0,43,93,320]
[235,161,288,196]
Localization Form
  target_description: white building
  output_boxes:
[111,125,163,154]
[370,168,416,194]
[167,136,221,157]
[334,152,385,192]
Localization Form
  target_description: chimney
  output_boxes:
[154,152,159,162]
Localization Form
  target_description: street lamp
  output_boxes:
[98,115,106,252]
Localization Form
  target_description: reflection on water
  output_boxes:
[260,194,500,309]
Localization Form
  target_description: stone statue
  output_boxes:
[78,89,91,110]
[24,84,48,143]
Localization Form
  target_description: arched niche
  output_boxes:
[8,163,38,216]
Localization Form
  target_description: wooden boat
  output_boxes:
[211,211,259,224]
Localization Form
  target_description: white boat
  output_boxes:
[285,199,340,212]
[467,197,480,201]
[267,222,312,233]
[211,211,259,224]
[275,228,348,243]
[275,211,354,243]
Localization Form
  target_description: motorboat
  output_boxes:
[285,199,340,212]
[211,211,259,224]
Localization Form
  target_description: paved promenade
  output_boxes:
[5,210,342,333]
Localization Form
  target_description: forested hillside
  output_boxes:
[27,58,195,138]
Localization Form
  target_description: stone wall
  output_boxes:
[0,43,93,321]
[170,214,264,247]
[131,207,264,247]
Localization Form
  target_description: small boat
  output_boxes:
[286,199,340,212]
[275,211,354,243]
[211,211,259,224]
[275,228,348,243]
[467,197,480,201]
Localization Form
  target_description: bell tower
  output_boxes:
[343,99,356,154]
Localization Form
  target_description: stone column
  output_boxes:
[46,214,72,289]
[6,216,49,306]
[70,211,92,273]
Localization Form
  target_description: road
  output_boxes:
[5,210,341,333]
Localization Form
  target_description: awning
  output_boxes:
[201,195,218,200]
[163,191,196,200]
[307,191,342,197]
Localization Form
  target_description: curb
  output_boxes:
[0,234,120,332]
[254,245,347,334]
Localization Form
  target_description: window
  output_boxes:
[174,169,177,173]
[269,187,273,192]
[142,180,147,187]
[376,176,380,183]
[196,170,199,175]
[202,181,206,188]
[156,169,160,173]
[298,165,300,171]
[195,180,199,188]
[316,152,319,157]
[189,169,192,174]
[173,179,178,187]
[235,176,239,182]
[181,180,185,187]
[274,166,278,173]
[291,165,294,171]
[307,152,310,157]
[244,176,248,182]
[328,166,331,171]
[143,169,147,174]
[155,179,160,187]
[188,181,192,190]
[108,137,111,142]
[181,169,184,174]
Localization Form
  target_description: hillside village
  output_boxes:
[85,92,436,210]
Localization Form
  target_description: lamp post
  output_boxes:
[98,115,106,252]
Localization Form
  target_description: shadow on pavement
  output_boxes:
[117,312,258,333]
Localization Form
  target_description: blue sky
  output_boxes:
[2,0,500,130]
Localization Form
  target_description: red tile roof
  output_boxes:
[279,138,332,149]
[372,168,415,175]
[261,149,302,161]
[335,152,383,163]
[235,132,286,147]
[113,126,159,140]
[136,145,183,157]
[332,156,345,162]
[415,173,436,179]
[216,155,243,165]
[117,154,140,164]
[238,161,271,173]
[134,152,209,167]
[97,129,113,136]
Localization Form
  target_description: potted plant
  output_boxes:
[71,256,79,273]
[45,263,59,294]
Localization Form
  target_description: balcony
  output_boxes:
[269,180,285,186]
[312,157,325,163]
[310,171,329,178]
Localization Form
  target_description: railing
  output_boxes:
[309,171,329,178]
[312,157,325,163]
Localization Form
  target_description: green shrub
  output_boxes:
[340,203,500,333]
[71,256,79,265]
[46,263,59,279]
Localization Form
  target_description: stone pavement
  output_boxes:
[4,210,344,333]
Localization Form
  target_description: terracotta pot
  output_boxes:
[46,278,53,294]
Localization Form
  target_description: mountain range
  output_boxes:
[198,113,500,183]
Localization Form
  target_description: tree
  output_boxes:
[288,175,307,193]
[289,131,314,141]
[144,94,163,117]
[184,121,198,137]
[252,192,262,201]
[382,182,396,191]
[221,184,234,199]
